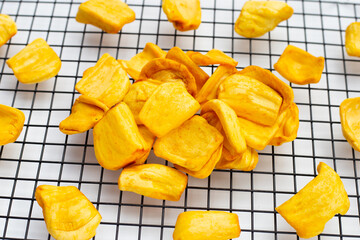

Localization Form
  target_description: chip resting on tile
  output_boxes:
[186,49,238,67]
[35,185,102,240]
[235,1,293,38]
[345,22,360,57]
[0,14,17,47]
[274,45,325,85]
[118,164,188,201]
[340,97,360,152]
[162,0,201,31]
[76,0,135,33]
[173,211,241,240]
[6,38,61,84]
[0,104,25,146]
[276,162,350,239]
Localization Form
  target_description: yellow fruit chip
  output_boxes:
[186,49,238,67]
[0,14,17,47]
[0,104,25,146]
[340,97,360,152]
[216,146,258,171]
[345,22,360,57]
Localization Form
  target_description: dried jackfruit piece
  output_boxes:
[35,185,102,240]
[139,81,200,137]
[154,115,223,171]
[76,0,135,34]
[216,146,258,171]
[133,125,156,165]
[276,162,350,239]
[218,73,283,126]
[196,65,237,104]
[345,22,360,57]
[235,1,293,38]
[118,164,188,201]
[186,49,238,67]
[93,102,149,170]
[173,211,241,240]
[6,38,61,84]
[123,79,161,125]
[340,97,360,152]
[201,99,246,154]
[175,144,223,179]
[0,104,25,146]
[76,53,131,108]
[59,95,109,135]
[118,42,166,80]
[0,14,17,47]
[269,102,299,146]
[166,47,209,91]
[162,0,201,31]
[274,45,325,85]
[139,58,197,96]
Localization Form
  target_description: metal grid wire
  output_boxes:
[0,0,359,239]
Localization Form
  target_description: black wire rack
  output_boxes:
[0,0,359,239]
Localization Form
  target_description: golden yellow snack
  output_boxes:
[173,211,241,240]
[216,146,258,171]
[76,0,135,34]
[154,115,223,171]
[166,47,209,91]
[340,97,360,151]
[345,22,360,57]
[0,14,17,47]
[276,162,350,239]
[0,104,25,146]
[162,0,201,31]
[201,99,246,154]
[139,58,197,96]
[118,43,166,80]
[274,45,325,85]
[6,38,61,84]
[133,125,156,165]
[93,102,149,170]
[118,164,188,201]
[138,81,200,137]
[76,53,131,108]
[35,185,101,240]
[186,49,238,67]
[235,1,293,38]
[175,145,223,179]
[269,102,299,146]
[218,73,283,126]
[196,65,237,104]
[59,95,109,135]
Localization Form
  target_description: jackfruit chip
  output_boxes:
[276,162,350,239]
[173,211,241,240]
[35,185,102,240]
[201,111,223,132]
[138,81,200,137]
[196,65,237,104]
[132,125,156,165]
[239,65,294,113]
[0,104,25,146]
[153,115,223,171]
[76,53,131,108]
[0,14,17,47]
[186,49,238,67]
[76,0,135,34]
[6,38,61,84]
[345,22,360,57]
[235,1,293,38]
[162,0,201,31]
[139,58,197,96]
[201,99,246,154]
[216,146,258,171]
[123,79,161,124]
[59,95,109,135]
[93,102,149,170]
[340,97,360,152]
[218,73,283,126]
[175,144,222,179]
[118,42,166,80]
[118,164,187,201]
[166,47,209,91]
[274,45,325,85]
[269,102,299,146]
